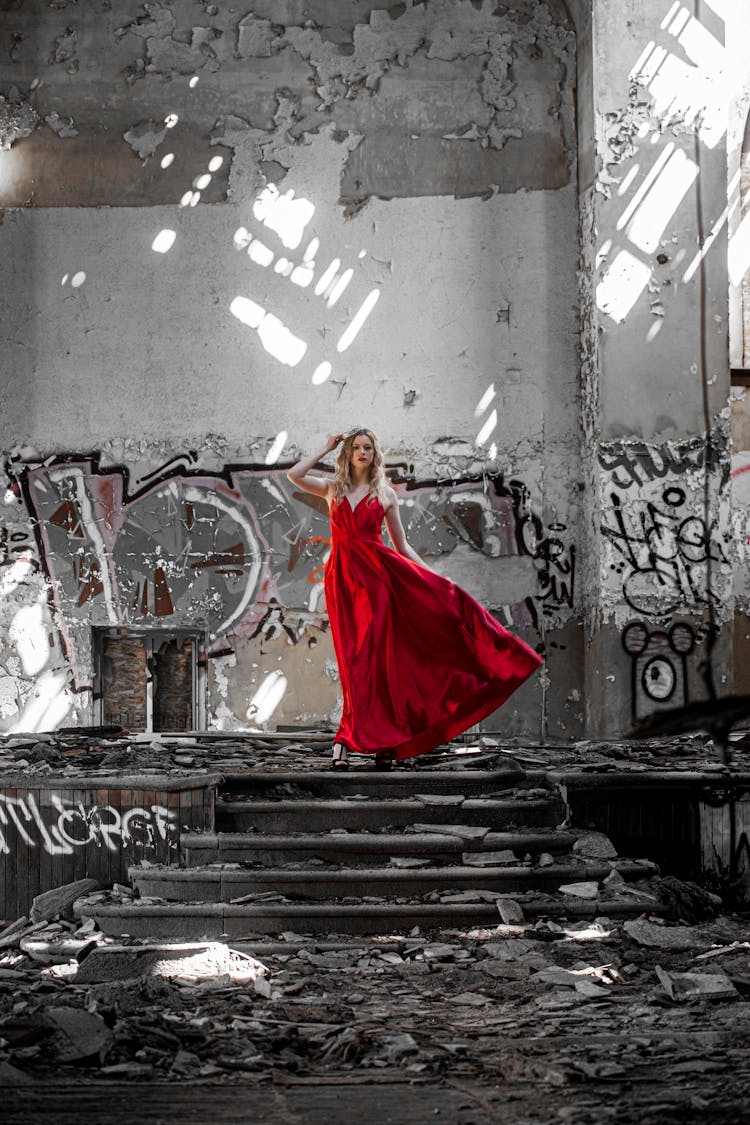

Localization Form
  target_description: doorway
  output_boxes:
[94,627,205,733]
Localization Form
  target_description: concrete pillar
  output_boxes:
[578,0,734,735]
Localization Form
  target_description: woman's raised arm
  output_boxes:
[286,434,343,499]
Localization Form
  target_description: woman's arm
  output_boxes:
[286,434,343,499]
[383,490,433,570]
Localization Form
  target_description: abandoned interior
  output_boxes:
[2,0,750,1121]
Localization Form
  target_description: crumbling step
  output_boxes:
[75,893,668,939]
[220,766,536,800]
[216,794,563,833]
[130,859,657,902]
[182,828,576,866]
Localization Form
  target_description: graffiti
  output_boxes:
[394,473,575,626]
[602,487,728,616]
[0,791,177,856]
[622,620,698,722]
[5,454,565,707]
[598,436,729,492]
[600,433,731,621]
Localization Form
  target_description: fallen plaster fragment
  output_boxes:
[559,881,599,900]
[50,28,78,66]
[572,832,618,860]
[44,112,78,139]
[30,878,99,924]
[624,920,706,950]
[655,965,738,1002]
[0,88,39,150]
[123,119,168,159]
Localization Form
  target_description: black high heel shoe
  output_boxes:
[374,750,394,771]
[331,743,349,770]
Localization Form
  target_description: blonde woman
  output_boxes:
[287,429,542,769]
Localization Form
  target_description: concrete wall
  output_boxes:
[0,0,581,739]
[2,0,746,744]
[580,0,745,736]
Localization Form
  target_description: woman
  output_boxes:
[287,428,542,769]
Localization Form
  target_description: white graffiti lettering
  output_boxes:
[0,793,178,856]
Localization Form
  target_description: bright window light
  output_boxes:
[596,250,652,324]
[230,296,265,328]
[71,272,86,288]
[246,670,287,725]
[291,264,314,287]
[193,173,211,190]
[208,156,223,172]
[327,268,353,308]
[248,240,274,267]
[189,75,199,88]
[476,409,498,447]
[337,288,380,352]
[179,190,193,207]
[152,229,176,254]
[475,383,496,417]
[233,226,252,249]
[165,113,179,128]
[729,211,750,286]
[161,153,174,169]
[265,430,287,465]
[230,297,307,366]
[626,149,698,253]
[252,184,315,250]
[10,603,49,677]
[257,313,307,366]
[312,361,332,385]
[315,259,340,296]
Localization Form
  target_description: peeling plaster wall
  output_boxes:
[0,0,582,739]
[582,0,739,735]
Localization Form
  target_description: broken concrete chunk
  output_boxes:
[44,112,78,138]
[75,942,267,985]
[45,1006,113,1063]
[31,878,99,923]
[572,833,618,859]
[462,849,519,867]
[413,823,491,840]
[655,965,738,1001]
[559,881,599,900]
[624,920,706,951]
[497,898,525,925]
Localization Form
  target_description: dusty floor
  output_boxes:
[2,907,750,1123]
[2,728,750,1121]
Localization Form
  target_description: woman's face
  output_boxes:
[349,433,375,472]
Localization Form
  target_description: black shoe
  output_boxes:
[374,751,394,771]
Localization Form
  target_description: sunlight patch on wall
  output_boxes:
[596,250,652,324]
[246,669,287,726]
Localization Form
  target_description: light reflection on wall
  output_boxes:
[230,181,381,382]
[595,3,737,329]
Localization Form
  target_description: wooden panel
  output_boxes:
[0,781,214,920]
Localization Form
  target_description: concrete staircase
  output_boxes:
[75,759,662,940]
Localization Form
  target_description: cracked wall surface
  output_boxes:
[3,0,743,741]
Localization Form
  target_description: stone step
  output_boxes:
[129,859,657,902]
[182,828,577,866]
[219,765,536,799]
[75,892,667,939]
[215,794,563,833]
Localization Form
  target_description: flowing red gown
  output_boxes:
[324,492,543,761]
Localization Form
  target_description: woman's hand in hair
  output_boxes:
[325,433,345,453]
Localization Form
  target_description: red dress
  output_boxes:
[324,492,543,761]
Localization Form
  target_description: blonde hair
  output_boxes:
[331,428,391,505]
